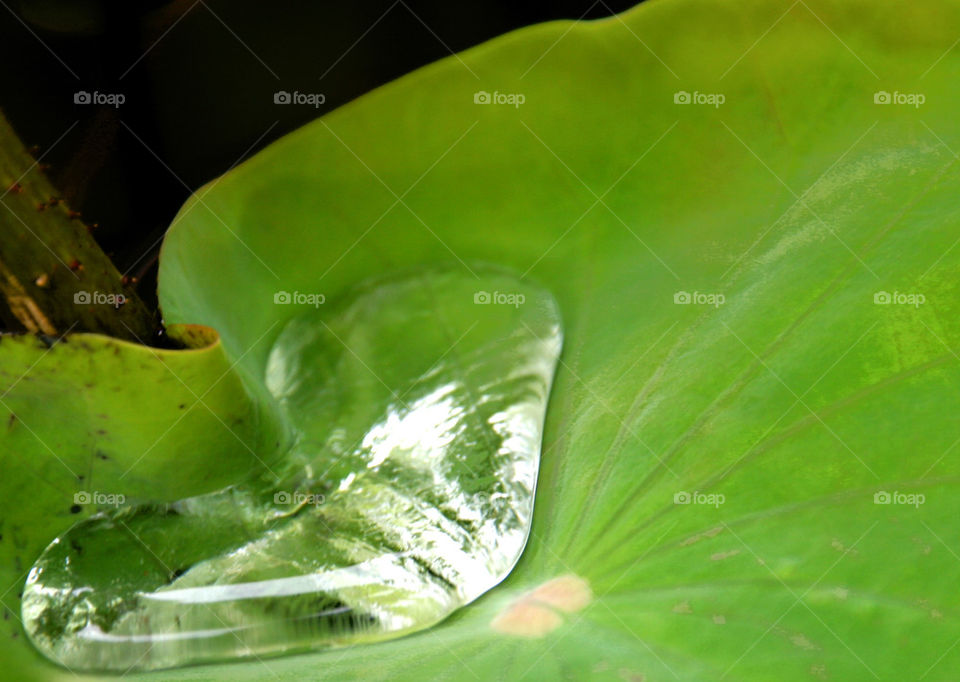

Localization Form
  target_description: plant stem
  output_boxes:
[0,109,157,341]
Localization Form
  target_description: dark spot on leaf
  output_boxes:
[70,505,82,514]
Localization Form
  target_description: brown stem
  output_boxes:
[0,108,158,341]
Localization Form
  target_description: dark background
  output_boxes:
[0,0,635,308]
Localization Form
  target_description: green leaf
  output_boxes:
[6,0,960,678]
[0,326,286,502]
[0,326,287,678]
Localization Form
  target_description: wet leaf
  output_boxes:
[4,0,960,679]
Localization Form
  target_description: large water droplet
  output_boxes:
[22,267,562,672]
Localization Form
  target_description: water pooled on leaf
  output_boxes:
[22,266,562,672]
